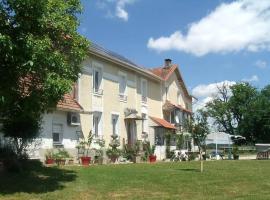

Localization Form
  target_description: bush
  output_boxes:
[188,152,197,161]
[0,145,28,172]
[106,135,121,162]
[53,149,70,160]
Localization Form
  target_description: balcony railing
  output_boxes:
[119,93,127,102]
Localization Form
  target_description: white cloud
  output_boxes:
[147,0,270,56]
[192,80,236,98]
[97,0,136,21]
[192,81,236,111]
[255,60,267,68]
[242,75,259,82]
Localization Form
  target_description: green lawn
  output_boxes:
[1,160,270,200]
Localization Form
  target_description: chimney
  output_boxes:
[164,58,172,68]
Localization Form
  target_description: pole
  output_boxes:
[228,134,232,160]
[215,132,218,156]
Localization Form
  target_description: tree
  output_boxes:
[0,0,89,157]
[248,85,270,143]
[184,110,210,172]
[206,83,258,143]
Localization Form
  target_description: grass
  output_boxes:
[1,160,270,200]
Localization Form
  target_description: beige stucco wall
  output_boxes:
[163,72,192,110]
[78,55,162,147]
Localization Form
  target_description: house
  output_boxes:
[20,43,193,161]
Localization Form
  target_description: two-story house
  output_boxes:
[34,43,192,161]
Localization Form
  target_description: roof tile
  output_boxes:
[57,94,83,112]
[150,116,176,129]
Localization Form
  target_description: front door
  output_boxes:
[127,120,137,145]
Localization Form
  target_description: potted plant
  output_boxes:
[122,141,141,163]
[133,140,142,163]
[149,145,156,163]
[45,150,55,164]
[54,149,70,166]
[144,141,156,163]
[94,138,106,164]
[106,134,121,163]
[76,131,93,166]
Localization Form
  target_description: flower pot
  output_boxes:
[81,156,91,166]
[110,156,118,163]
[45,158,54,165]
[149,155,156,163]
[68,159,74,165]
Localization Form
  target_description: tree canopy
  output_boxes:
[206,82,270,143]
[0,0,89,152]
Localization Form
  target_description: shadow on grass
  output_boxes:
[0,160,77,195]
[176,168,200,172]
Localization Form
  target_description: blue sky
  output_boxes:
[78,0,270,108]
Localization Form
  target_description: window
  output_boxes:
[170,110,176,124]
[177,92,182,105]
[119,74,126,94]
[119,73,127,101]
[52,124,63,144]
[93,67,103,95]
[141,79,147,103]
[142,113,148,133]
[93,112,102,138]
[155,128,164,146]
[111,114,119,135]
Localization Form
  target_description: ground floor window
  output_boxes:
[142,113,148,133]
[52,124,63,144]
[155,128,165,146]
[112,114,119,136]
[93,112,102,138]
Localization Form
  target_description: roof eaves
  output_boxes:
[89,44,163,82]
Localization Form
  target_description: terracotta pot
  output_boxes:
[149,155,157,163]
[110,156,118,163]
[45,158,54,165]
[81,156,91,166]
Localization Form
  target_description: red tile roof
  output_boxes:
[164,100,192,114]
[149,65,192,100]
[57,94,83,112]
[150,116,176,129]
[149,65,178,81]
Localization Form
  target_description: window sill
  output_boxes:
[92,89,103,97]
[53,143,64,148]
[119,94,127,102]
[92,92,103,97]
[141,101,148,106]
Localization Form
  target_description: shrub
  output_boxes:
[0,145,28,172]
[106,135,121,162]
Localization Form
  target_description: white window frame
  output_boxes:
[141,79,148,103]
[92,112,102,138]
[52,123,63,145]
[118,72,127,102]
[111,114,119,136]
[177,91,181,105]
[92,62,103,96]
[142,113,148,133]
